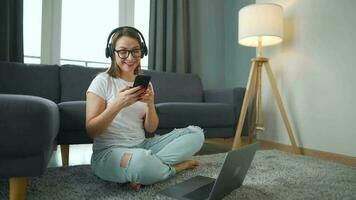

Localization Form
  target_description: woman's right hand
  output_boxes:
[114,86,145,109]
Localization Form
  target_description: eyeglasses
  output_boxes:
[114,48,142,59]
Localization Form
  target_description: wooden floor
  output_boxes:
[48,138,240,167]
[49,137,356,167]
[204,137,356,167]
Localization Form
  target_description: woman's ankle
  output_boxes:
[128,182,141,191]
[173,160,199,173]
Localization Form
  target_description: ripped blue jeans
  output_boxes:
[90,126,205,185]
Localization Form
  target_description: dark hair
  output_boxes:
[106,27,142,77]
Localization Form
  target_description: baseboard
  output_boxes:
[259,139,356,167]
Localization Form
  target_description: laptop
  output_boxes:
[158,142,259,200]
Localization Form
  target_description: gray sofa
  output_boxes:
[0,61,247,198]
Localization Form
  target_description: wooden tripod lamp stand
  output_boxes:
[232,3,300,154]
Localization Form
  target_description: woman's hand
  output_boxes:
[139,84,155,107]
[114,86,145,109]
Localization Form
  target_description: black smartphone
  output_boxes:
[132,75,151,89]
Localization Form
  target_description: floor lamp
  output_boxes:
[232,3,300,154]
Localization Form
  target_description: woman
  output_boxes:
[86,26,205,190]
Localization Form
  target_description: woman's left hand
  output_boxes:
[139,84,154,107]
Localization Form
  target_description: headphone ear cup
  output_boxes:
[106,43,113,58]
[141,42,148,58]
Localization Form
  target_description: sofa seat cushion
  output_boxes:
[58,101,86,131]
[156,102,236,129]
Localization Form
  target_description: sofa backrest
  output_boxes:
[60,66,204,103]
[0,62,204,103]
[144,70,203,103]
[0,61,60,103]
[60,65,105,102]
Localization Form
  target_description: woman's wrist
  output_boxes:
[147,102,155,109]
[110,101,124,113]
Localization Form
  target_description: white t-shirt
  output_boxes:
[87,72,150,151]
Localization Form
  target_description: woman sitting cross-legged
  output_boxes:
[85,26,205,190]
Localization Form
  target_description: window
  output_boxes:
[23,0,150,68]
[135,0,150,67]
[60,0,119,67]
[23,0,42,64]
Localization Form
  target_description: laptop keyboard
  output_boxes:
[183,182,215,200]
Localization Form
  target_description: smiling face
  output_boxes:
[106,27,143,79]
[114,36,141,76]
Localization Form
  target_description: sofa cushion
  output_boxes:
[156,102,236,128]
[0,61,60,103]
[60,65,105,102]
[57,130,92,145]
[58,101,86,131]
[144,70,204,103]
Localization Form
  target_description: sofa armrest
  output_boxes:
[204,87,248,135]
[0,94,59,157]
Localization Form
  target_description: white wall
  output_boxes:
[254,0,356,157]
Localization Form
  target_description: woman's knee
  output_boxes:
[186,125,205,148]
[170,126,205,156]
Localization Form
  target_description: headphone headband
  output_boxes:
[105,26,148,58]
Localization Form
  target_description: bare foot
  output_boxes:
[128,182,141,191]
[173,160,199,173]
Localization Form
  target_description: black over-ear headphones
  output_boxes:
[105,26,148,59]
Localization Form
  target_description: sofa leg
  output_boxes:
[9,177,28,200]
[61,144,70,166]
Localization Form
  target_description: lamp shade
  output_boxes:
[239,3,283,47]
